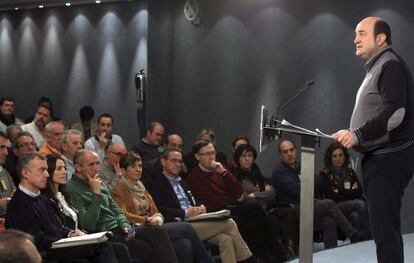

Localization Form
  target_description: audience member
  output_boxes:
[230,143,297,258]
[148,149,256,263]
[5,153,120,263]
[21,104,52,148]
[39,121,65,157]
[228,136,250,170]
[112,151,215,263]
[0,97,24,133]
[99,143,127,190]
[272,139,363,248]
[132,122,165,184]
[85,113,125,162]
[0,132,15,218]
[319,142,371,239]
[61,129,84,180]
[5,131,37,186]
[5,124,22,142]
[71,105,97,140]
[67,149,179,263]
[187,140,282,262]
[24,96,60,124]
[165,134,189,176]
[183,128,228,173]
[0,229,41,263]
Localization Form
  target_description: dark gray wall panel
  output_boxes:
[167,0,414,232]
[0,1,147,146]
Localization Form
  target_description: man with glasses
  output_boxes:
[187,140,244,211]
[5,131,37,186]
[99,143,127,190]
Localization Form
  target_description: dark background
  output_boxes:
[1,0,414,232]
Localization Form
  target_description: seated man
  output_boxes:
[21,104,52,148]
[99,142,127,190]
[0,229,41,263]
[0,97,24,133]
[67,149,179,263]
[272,139,363,248]
[61,129,84,180]
[148,149,256,263]
[38,121,65,157]
[5,153,120,263]
[5,131,37,186]
[85,113,125,162]
[132,122,165,185]
[0,132,15,219]
[187,140,282,261]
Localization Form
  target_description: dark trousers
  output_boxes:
[112,226,178,263]
[337,199,371,239]
[313,199,357,248]
[45,241,120,263]
[362,144,414,263]
[161,222,214,263]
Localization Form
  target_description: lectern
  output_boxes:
[260,105,331,263]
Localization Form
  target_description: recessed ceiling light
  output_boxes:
[65,2,71,6]
[95,0,101,3]
[39,5,44,8]
[14,7,19,10]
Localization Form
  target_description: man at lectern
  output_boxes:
[333,17,414,263]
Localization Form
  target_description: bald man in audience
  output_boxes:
[99,143,127,189]
[166,134,188,175]
[61,129,84,180]
[39,121,65,157]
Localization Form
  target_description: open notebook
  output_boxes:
[51,231,109,249]
[185,209,231,222]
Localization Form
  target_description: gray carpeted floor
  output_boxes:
[288,233,414,263]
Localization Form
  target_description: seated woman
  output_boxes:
[111,151,214,263]
[41,154,130,263]
[319,142,371,239]
[229,144,298,259]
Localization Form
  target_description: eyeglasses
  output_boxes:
[198,151,216,157]
[17,142,36,148]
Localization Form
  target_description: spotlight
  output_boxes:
[39,5,44,8]
[14,7,19,10]
[95,0,101,3]
[65,2,71,6]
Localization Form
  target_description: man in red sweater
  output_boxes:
[187,140,244,211]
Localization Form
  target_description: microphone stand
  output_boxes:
[272,80,315,125]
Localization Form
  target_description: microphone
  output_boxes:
[272,80,315,124]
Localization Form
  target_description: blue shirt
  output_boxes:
[164,173,192,216]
